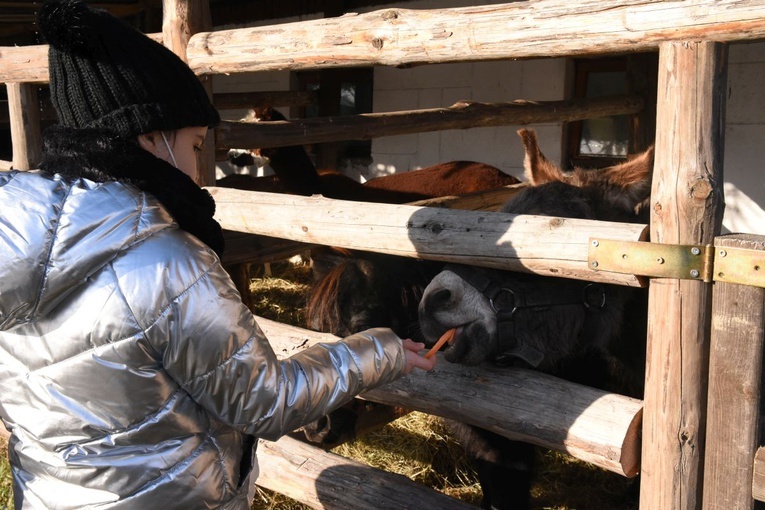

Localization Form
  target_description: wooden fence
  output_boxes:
[3,1,765,509]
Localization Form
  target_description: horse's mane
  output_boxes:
[306,262,347,332]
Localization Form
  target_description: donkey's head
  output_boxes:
[418,129,653,378]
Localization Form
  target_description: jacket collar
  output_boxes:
[39,125,224,257]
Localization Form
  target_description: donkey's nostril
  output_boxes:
[429,289,451,309]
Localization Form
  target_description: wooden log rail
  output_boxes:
[206,187,648,287]
[256,434,479,509]
[4,1,765,83]
[216,95,643,150]
[259,317,643,478]
[186,0,765,75]
[218,184,528,267]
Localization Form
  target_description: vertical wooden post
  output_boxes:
[315,0,346,172]
[162,0,216,186]
[7,82,42,170]
[640,41,727,510]
[702,235,765,510]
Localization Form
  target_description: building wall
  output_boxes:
[369,58,568,183]
[723,40,765,235]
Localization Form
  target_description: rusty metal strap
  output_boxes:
[589,238,765,288]
[713,246,765,287]
[589,239,714,283]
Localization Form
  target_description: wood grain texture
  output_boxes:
[703,235,765,510]
[187,0,765,75]
[641,41,727,510]
[206,186,649,287]
[4,1,765,82]
[217,95,643,149]
[7,82,40,170]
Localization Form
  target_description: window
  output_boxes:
[567,55,657,169]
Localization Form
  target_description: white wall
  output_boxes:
[722,41,765,235]
[369,58,567,182]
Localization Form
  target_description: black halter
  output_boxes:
[444,264,606,368]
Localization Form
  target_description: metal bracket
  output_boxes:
[589,238,714,282]
[713,246,765,288]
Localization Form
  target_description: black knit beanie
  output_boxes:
[37,0,220,138]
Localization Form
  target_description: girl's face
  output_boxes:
[138,126,209,183]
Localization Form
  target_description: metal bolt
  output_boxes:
[691,247,701,256]
[657,257,665,264]
[719,249,727,257]
[592,240,599,247]
[591,261,599,268]
[690,269,700,278]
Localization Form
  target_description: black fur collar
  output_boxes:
[40,125,224,257]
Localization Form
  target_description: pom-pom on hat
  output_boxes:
[38,0,220,138]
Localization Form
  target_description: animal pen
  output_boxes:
[2,0,765,509]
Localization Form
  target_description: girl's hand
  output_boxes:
[401,338,437,374]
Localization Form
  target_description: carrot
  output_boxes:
[425,328,457,359]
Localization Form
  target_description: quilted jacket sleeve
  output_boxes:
[132,232,407,441]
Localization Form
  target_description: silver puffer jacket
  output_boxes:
[0,170,407,509]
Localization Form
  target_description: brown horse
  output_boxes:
[217,107,520,203]
[417,129,653,509]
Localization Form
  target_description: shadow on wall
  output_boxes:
[723,182,765,235]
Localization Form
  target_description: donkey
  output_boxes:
[417,128,654,509]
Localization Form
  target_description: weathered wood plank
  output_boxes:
[206,187,648,287]
[217,95,643,150]
[0,33,162,84]
[703,235,765,510]
[7,82,41,170]
[5,1,765,83]
[162,0,216,186]
[218,185,527,267]
[640,41,727,510]
[187,0,765,75]
[256,435,479,510]
[258,317,644,477]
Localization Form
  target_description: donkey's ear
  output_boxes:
[517,129,565,185]
[601,145,654,209]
